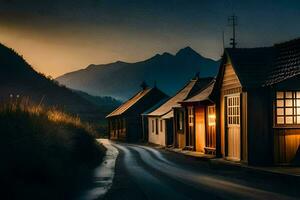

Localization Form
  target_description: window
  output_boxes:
[188,107,194,127]
[155,118,159,134]
[275,91,300,126]
[177,111,184,131]
[151,119,155,133]
[227,96,240,125]
[160,120,163,132]
[208,106,216,126]
[122,119,126,131]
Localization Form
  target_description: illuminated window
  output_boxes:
[208,106,216,126]
[275,91,300,126]
[188,107,194,127]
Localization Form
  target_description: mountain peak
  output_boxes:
[176,46,199,57]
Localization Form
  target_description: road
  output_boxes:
[103,142,300,200]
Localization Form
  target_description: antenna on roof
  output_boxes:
[228,15,237,48]
[140,81,148,90]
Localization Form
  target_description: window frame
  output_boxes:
[160,120,163,132]
[274,91,300,128]
[155,118,159,135]
[177,110,184,132]
[207,105,216,127]
[151,119,155,133]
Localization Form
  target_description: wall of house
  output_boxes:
[241,92,248,163]
[247,89,273,165]
[148,117,166,146]
[108,117,127,140]
[195,106,206,153]
[274,129,300,163]
[220,61,242,159]
[273,76,300,164]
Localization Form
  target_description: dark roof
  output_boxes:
[147,77,213,116]
[225,47,276,88]
[142,97,169,116]
[182,80,215,103]
[106,87,152,118]
[265,38,300,86]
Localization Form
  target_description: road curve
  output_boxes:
[110,142,298,200]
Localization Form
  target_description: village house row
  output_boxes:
[106,38,300,165]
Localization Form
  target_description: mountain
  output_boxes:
[0,43,120,123]
[56,47,220,100]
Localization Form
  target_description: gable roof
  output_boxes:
[147,77,213,117]
[225,47,276,88]
[182,80,215,103]
[265,38,300,86]
[106,87,152,118]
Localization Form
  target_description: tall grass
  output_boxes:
[0,101,105,200]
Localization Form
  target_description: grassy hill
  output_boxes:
[0,103,105,199]
[0,43,120,130]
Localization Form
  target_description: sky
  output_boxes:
[0,0,300,77]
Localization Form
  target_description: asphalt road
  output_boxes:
[103,142,300,200]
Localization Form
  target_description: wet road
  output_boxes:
[104,142,300,200]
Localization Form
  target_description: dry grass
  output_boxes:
[0,101,105,200]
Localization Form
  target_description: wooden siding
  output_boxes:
[274,129,300,163]
[195,106,205,152]
[241,92,248,162]
[221,63,242,91]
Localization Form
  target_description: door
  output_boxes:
[195,107,206,153]
[186,106,195,148]
[226,95,241,161]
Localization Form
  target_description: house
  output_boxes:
[141,98,169,142]
[106,82,168,142]
[146,75,213,146]
[176,80,216,154]
[214,38,300,165]
[214,47,276,165]
[265,39,300,165]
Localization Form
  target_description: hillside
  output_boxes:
[56,47,220,100]
[0,43,119,123]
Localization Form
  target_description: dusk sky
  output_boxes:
[0,0,300,77]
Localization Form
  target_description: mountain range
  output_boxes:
[0,43,121,124]
[56,47,220,100]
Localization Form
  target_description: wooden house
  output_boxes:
[214,38,300,165]
[146,75,213,146]
[265,39,300,165]
[106,83,168,142]
[176,80,217,155]
[214,47,276,164]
